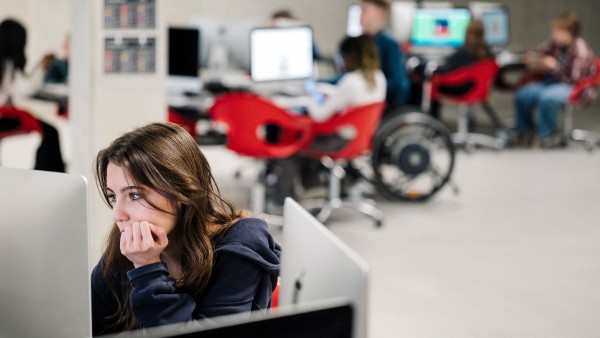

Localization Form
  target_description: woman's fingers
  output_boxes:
[140,221,155,249]
[119,222,166,268]
[131,222,141,249]
[120,226,127,253]
[148,223,168,247]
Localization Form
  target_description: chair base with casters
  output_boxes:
[300,102,386,227]
[370,110,458,201]
[428,58,506,152]
[572,128,600,151]
[451,105,506,152]
[313,156,383,227]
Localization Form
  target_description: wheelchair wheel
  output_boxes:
[371,111,455,202]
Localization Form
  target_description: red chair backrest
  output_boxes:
[568,57,600,104]
[430,58,499,104]
[0,105,43,139]
[302,102,385,160]
[167,108,198,139]
[210,93,313,158]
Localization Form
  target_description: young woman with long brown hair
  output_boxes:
[91,122,280,335]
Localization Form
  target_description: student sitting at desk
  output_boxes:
[0,18,65,172]
[266,35,385,212]
[307,34,386,124]
[428,19,494,119]
[91,123,281,335]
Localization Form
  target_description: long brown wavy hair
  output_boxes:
[94,122,245,332]
[464,19,489,61]
[339,34,381,91]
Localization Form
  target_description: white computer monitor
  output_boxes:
[410,7,472,48]
[250,26,314,82]
[190,15,259,71]
[0,167,90,338]
[346,4,363,37]
[279,198,370,338]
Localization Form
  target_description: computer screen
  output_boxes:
[346,4,362,37]
[101,300,353,338]
[410,8,472,48]
[190,16,258,71]
[279,198,370,338]
[250,26,314,82]
[167,27,201,94]
[168,27,199,77]
[0,167,90,338]
[481,7,509,47]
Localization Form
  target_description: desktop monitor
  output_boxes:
[250,26,314,82]
[168,27,199,77]
[0,167,90,338]
[469,2,510,47]
[410,7,472,48]
[167,26,200,94]
[100,300,353,338]
[481,7,510,47]
[279,198,370,338]
[190,15,258,71]
[346,4,362,37]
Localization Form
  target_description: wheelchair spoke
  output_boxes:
[426,165,445,187]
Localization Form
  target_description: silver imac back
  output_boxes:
[280,198,370,338]
[0,167,91,338]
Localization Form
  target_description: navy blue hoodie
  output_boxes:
[91,217,280,336]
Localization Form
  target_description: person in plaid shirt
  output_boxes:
[514,11,596,147]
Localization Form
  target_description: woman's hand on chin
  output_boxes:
[120,221,168,268]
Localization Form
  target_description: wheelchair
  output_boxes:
[352,105,457,202]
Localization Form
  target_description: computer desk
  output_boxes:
[31,83,69,117]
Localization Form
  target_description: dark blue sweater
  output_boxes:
[91,217,281,336]
[375,30,411,108]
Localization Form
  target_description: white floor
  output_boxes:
[201,142,600,338]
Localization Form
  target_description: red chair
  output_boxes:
[210,93,313,213]
[429,58,506,151]
[566,58,600,150]
[168,108,198,139]
[271,282,280,310]
[301,102,385,227]
[0,105,43,165]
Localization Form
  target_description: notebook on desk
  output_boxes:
[0,167,91,338]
